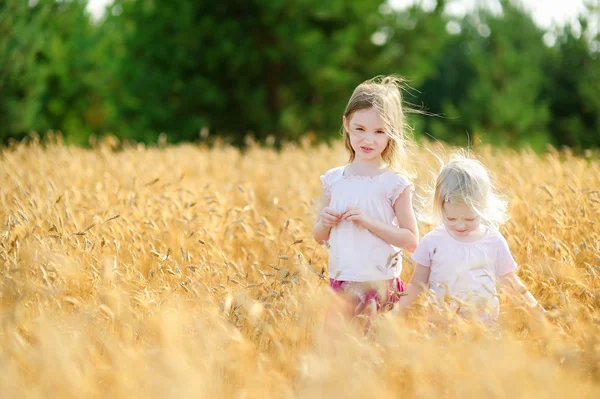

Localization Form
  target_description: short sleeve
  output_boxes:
[319,173,331,197]
[411,236,431,267]
[319,167,343,198]
[387,173,414,205]
[495,234,518,276]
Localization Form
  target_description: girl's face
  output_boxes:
[442,201,482,237]
[344,108,390,162]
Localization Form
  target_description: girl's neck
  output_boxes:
[445,224,488,243]
[347,158,388,176]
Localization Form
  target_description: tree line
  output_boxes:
[1,0,599,150]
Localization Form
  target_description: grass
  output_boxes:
[0,136,599,398]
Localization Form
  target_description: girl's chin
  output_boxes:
[354,149,381,159]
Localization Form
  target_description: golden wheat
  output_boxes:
[0,136,598,398]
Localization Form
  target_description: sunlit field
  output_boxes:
[1,136,599,398]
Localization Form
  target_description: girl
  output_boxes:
[398,155,547,324]
[312,76,419,322]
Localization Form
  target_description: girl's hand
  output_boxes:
[531,304,567,335]
[320,207,341,227]
[341,205,372,229]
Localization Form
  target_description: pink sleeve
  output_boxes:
[495,234,518,276]
[319,172,331,197]
[388,174,414,205]
[411,236,431,267]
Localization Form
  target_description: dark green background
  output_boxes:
[1,0,599,150]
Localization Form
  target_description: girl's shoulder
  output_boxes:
[384,170,413,188]
[320,165,345,184]
[321,165,345,178]
[483,227,511,246]
[383,170,414,204]
[320,166,346,195]
[421,225,448,241]
[413,225,448,253]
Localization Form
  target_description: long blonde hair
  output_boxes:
[431,155,508,227]
[343,75,411,172]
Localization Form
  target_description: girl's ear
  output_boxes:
[342,115,349,133]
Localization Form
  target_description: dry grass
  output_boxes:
[0,136,599,398]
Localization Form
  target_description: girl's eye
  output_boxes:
[376,131,386,134]
[356,128,364,131]
[447,218,456,221]
[466,218,475,222]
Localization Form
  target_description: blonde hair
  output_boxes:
[432,155,508,227]
[343,75,411,172]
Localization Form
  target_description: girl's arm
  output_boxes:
[352,188,419,252]
[498,272,547,317]
[312,192,337,243]
[395,263,430,311]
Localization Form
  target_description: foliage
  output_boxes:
[1,0,599,150]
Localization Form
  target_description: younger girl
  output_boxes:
[312,76,419,321]
[398,156,546,324]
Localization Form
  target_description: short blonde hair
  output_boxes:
[343,75,411,172]
[432,155,508,227]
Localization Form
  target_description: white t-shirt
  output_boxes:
[411,225,517,320]
[320,165,413,282]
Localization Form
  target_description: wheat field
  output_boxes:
[0,136,599,398]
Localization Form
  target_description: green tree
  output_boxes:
[544,3,600,150]
[375,1,453,138]
[418,0,552,150]
[0,0,103,144]
[2,0,599,150]
[103,0,389,144]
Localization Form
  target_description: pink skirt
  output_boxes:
[329,277,405,316]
